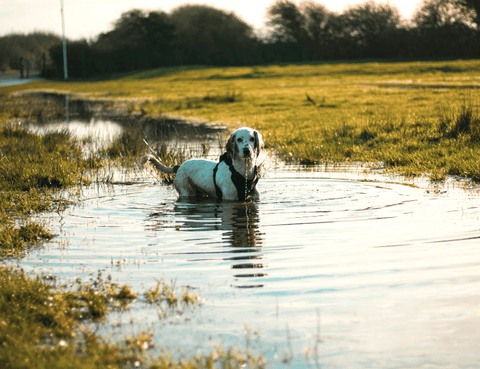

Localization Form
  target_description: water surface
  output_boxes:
[20,163,480,368]
[14,118,480,367]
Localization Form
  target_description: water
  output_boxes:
[26,119,124,153]
[16,120,480,368]
[24,115,223,156]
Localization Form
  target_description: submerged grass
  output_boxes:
[1,266,258,369]
[0,264,265,369]
[0,265,136,368]
[144,278,203,320]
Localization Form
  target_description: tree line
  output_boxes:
[0,32,61,73]
[1,0,480,78]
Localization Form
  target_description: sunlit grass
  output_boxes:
[0,123,87,257]
[3,61,480,181]
[4,59,480,180]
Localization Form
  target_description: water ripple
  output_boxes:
[17,172,480,368]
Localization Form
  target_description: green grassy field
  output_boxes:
[4,59,480,181]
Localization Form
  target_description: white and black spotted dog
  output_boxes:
[142,127,264,201]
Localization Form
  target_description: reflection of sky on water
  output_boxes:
[10,117,480,367]
[26,119,124,154]
[17,168,480,368]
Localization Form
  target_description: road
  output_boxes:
[0,71,44,87]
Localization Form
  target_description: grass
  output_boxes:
[0,266,134,368]
[1,58,479,368]
[0,122,87,257]
[0,127,85,191]
[4,59,480,181]
[0,264,265,368]
[1,266,261,369]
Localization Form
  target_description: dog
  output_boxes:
[142,127,264,201]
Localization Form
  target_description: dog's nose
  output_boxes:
[243,147,251,157]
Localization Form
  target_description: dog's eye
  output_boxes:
[237,138,243,143]
[250,137,255,142]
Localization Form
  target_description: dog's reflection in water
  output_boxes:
[149,198,265,288]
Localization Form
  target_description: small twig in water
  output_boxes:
[314,308,321,369]
[282,323,294,365]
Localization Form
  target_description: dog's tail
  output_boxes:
[141,154,180,174]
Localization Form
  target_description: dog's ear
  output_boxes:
[226,131,237,158]
[254,130,264,157]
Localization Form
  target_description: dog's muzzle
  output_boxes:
[243,147,252,157]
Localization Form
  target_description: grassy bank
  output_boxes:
[5,59,480,181]
[0,97,264,368]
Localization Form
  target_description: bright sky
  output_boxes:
[0,0,423,40]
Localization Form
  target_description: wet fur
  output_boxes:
[142,127,264,200]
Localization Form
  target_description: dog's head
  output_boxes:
[226,127,264,160]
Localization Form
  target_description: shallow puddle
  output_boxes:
[15,120,480,368]
[18,167,480,368]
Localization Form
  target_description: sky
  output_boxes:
[0,0,423,40]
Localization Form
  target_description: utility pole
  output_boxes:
[61,0,68,80]
[61,0,69,124]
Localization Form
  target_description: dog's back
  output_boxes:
[174,159,218,197]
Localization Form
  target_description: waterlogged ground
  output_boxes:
[17,120,480,368]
